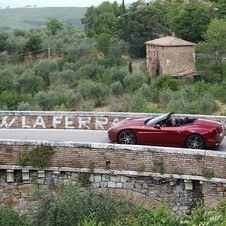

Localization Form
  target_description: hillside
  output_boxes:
[0,7,87,31]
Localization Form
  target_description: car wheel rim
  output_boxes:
[188,136,203,149]
[119,131,135,144]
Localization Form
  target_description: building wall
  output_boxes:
[146,45,196,75]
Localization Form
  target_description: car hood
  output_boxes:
[118,117,148,126]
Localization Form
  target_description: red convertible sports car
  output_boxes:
[108,112,225,149]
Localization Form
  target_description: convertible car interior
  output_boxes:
[160,116,196,127]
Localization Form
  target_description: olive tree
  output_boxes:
[35,59,59,86]
[46,18,63,35]
[77,81,109,107]
[18,69,45,94]
[123,72,148,93]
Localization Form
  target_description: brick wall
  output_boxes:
[0,140,226,179]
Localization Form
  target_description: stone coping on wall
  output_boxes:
[0,111,148,117]
[1,164,226,184]
[0,110,224,118]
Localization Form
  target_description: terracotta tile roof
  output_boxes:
[172,70,200,77]
[178,70,198,76]
[145,36,195,47]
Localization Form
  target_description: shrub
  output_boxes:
[179,201,223,225]
[27,184,140,226]
[19,145,54,168]
[0,206,27,226]
[202,168,215,179]
[110,81,124,96]
[120,204,179,226]
[123,72,148,93]
[123,91,148,113]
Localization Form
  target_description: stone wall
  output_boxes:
[145,44,195,75]
[160,46,196,75]
[0,167,225,215]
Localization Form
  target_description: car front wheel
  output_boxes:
[118,130,136,144]
[185,134,205,149]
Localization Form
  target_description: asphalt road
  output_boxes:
[0,129,225,151]
[0,129,109,143]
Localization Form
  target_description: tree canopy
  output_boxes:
[82,2,121,38]
[118,4,169,57]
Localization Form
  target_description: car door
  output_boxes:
[145,124,184,147]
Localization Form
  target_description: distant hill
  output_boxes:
[0,7,87,32]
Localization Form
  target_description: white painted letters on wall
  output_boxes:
[0,116,9,128]
[79,117,91,129]
[65,116,75,129]
[22,116,31,128]
[95,117,108,129]
[52,116,63,128]
[0,115,123,130]
[110,118,120,127]
[0,116,18,128]
[33,116,46,128]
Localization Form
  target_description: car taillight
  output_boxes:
[217,124,224,138]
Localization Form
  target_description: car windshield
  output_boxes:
[145,113,172,126]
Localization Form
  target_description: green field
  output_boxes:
[0,7,87,31]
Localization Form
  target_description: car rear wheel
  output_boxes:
[185,134,205,149]
[118,130,136,144]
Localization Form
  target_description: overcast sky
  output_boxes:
[0,0,136,8]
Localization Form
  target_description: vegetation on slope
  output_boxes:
[1,184,226,226]
[0,0,226,115]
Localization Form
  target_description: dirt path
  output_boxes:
[214,100,226,115]
[132,59,145,72]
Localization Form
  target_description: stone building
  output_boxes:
[145,33,197,78]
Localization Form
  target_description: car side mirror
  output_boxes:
[154,124,161,129]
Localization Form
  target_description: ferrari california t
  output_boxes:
[108,112,225,149]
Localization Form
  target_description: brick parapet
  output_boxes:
[0,140,226,179]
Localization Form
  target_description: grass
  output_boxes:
[0,7,87,31]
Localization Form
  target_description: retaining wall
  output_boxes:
[0,140,226,214]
